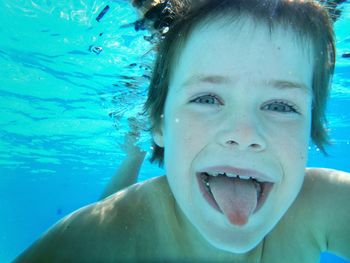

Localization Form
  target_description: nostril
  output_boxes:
[224,140,265,151]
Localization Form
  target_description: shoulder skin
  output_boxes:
[14,176,176,263]
[262,168,350,262]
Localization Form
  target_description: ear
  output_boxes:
[152,127,164,147]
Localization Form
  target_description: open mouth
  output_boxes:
[196,171,274,225]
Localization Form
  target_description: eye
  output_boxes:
[190,94,223,105]
[261,100,299,114]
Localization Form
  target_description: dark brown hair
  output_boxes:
[144,0,335,167]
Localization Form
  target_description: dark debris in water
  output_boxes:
[88,45,103,55]
[342,52,350,58]
[96,5,110,22]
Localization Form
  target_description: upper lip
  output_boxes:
[197,165,276,183]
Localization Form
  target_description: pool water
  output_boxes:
[0,1,349,262]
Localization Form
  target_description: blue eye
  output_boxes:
[190,94,222,105]
[262,101,299,113]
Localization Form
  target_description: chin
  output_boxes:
[198,223,264,254]
[207,235,262,254]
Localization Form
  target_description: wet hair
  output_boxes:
[144,0,335,167]
[132,0,193,34]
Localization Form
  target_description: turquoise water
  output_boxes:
[0,1,349,262]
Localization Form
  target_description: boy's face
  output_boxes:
[154,17,313,253]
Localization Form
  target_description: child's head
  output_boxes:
[145,0,335,167]
[143,0,335,254]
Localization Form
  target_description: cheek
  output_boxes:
[165,111,201,142]
[269,121,310,165]
[163,113,208,168]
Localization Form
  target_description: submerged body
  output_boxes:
[15,169,350,262]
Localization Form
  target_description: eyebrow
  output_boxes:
[268,80,311,94]
[181,74,230,87]
[181,74,310,93]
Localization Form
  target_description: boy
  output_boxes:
[14,0,350,262]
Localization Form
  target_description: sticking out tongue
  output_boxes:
[209,176,257,226]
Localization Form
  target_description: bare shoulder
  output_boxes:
[14,176,171,263]
[302,168,350,258]
[302,168,350,207]
[262,168,350,261]
[300,168,350,220]
[305,167,350,181]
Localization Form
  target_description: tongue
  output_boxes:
[209,176,257,226]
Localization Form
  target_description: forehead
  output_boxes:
[169,16,314,91]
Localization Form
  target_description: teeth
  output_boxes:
[207,172,237,177]
[207,172,224,177]
[205,172,255,181]
[201,172,264,198]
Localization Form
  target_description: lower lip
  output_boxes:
[196,173,274,214]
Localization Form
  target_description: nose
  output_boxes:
[216,113,267,152]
